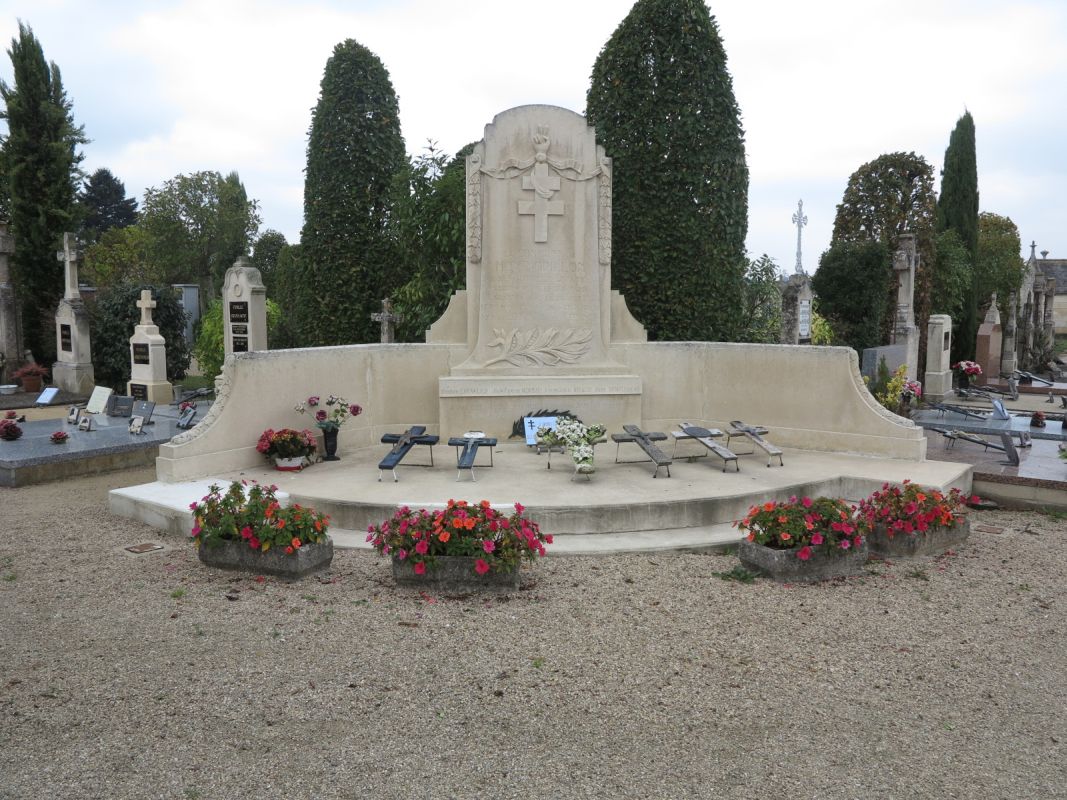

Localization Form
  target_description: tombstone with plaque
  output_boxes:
[108,396,135,418]
[222,258,267,370]
[127,289,173,403]
[52,233,96,394]
[133,400,156,425]
[85,386,113,414]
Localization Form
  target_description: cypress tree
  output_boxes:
[78,167,138,243]
[586,0,748,342]
[0,22,85,363]
[936,112,979,362]
[300,40,406,345]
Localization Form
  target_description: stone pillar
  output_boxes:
[974,296,1002,384]
[0,223,20,383]
[1000,291,1018,377]
[222,257,267,362]
[51,233,95,395]
[1043,278,1056,342]
[890,233,920,379]
[924,314,953,402]
[779,274,813,345]
[127,289,173,403]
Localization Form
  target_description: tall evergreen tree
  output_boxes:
[586,0,748,342]
[0,22,86,363]
[936,112,979,362]
[300,40,406,345]
[78,167,138,243]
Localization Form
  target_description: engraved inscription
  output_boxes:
[229,301,249,323]
[232,336,248,353]
[130,383,148,400]
[60,324,72,352]
[132,343,150,365]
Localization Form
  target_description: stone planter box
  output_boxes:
[866,516,970,558]
[738,538,868,583]
[198,538,333,579]
[392,555,521,591]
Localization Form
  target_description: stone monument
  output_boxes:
[51,233,95,394]
[0,223,19,382]
[923,314,953,403]
[791,199,807,275]
[430,106,645,435]
[780,273,813,345]
[371,298,402,344]
[222,257,267,360]
[890,234,920,379]
[127,289,172,403]
[1000,290,1018,378]
[975,295,1002,383]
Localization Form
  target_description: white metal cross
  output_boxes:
[791,199,808,275]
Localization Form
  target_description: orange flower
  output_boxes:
[314,520,322,531]
[763,501,775,512]
[777,515,788,523]
[452,518,463,529]
[480,500,491,509]
[916,493,927,503]
[438,531,451,543]
[464,517,477,530]
[746,532,755,542]
[277,519,287,529]
[291,537,301,548]
[780,532,792,541]
[265,505,275,519]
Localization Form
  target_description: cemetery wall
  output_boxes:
[157,340,924,481]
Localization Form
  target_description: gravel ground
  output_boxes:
[1,467,1065,800]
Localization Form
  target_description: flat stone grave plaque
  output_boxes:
[133,400,155,424]
[85,386,113,414]
[130,383,148,401]
[176,407,197,429]
[109,396,135,417]
[60,324,72,352]
[128,415,144,435]
[229,301,249,323]
[125,543,163,554]
[231,324,247,335]
[35,387,59,406]
[132,343,150,365]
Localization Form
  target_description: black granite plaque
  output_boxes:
[231,324,247,335]
[133,400,155,424]
[229,301,249,323]
[132,343,150,365]
[110,396,135,417]
[60,324,72,352]
[232,336,248,352]
[130,383,148,401]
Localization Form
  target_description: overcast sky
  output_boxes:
[2,0,1064,274]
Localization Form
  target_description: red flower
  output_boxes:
[414,540,429,555]
[797,546,812,561]
[474,559,490,575]
[414,561,426,575]
[810,532,824,545]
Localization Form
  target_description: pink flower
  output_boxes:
[514,502,525,514]
[544,534,553,544]
[474,559,490,575]
[839,539,851,550]
[810,532,824,545]
[797,546,812,561]
[397,548,408,560]
[852,535,863,549]
[315,410,328,422]
[801,497,813,508]
[307,396,320,406]
[414,561,426,575]
[414,540,429,555]
[482,540,496,554]
[188,502,198,510]
[190,526,201,538]
[349,404,362,417]
[240,526,253,540]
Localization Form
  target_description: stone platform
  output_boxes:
[110,443,972,556]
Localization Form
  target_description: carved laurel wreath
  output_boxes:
[485,328,592,367]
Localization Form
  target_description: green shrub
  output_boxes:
[192,297,281,379]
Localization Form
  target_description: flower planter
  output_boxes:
[866,516,970,558]
[19,375,42,393]
[738,538,868,583]
[392,555,521,591]
[198,538,334,579]
[274,456,306,471]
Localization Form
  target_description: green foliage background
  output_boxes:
[976,212,1025,320]
[300,39,407,346]
[90,285,191,391]
[192,297,281,380]
[586,0,748,342]
[811,241,891,355]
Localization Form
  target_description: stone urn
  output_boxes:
[866,516,970,559]
[738,538,868,583]
[392,555,521,591]
[198,538,334,579]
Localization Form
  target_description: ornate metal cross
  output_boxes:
[370,297,403,343]
[791,199,808,274]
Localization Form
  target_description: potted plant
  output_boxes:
[367,499,552,590]
[536,417,607,477]
[190,481,333,578]
[13,363,49,393]
[856,480,974,558]
[296,394,362,461]
[255,427,317,471]
[951,360,982,390]
[734,495,867,582]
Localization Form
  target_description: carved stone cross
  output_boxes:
[56,232,82,300]
[136,289,157,327]
[518,156,563,243]
[370,297,403,343]
[791,200,808,274]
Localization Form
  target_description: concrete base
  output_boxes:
[128,380,173,405]
[866,517,971,558]
[738,538,869,582]
[52,361,96,396]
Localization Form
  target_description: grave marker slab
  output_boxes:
[222,258,267,372]
[127,289,172,403]
[85,386,113,414]
[51,232,95,394]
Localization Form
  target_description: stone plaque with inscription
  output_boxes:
[229,301,249,323]
[130,383,148,401]
[232,336,248,352]
[132,343,150,365]
[60,324,72,352]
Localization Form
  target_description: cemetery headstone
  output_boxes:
[109,396,135,418]
[222,257,267,365]
[35,387,59,406]
[0,223,19,381]
[51,233,96,394]
[127,289,173,403]
[133,400,156,424]
[975,295,1003,384]
[923,315,953,403]
[780,273,813,345]
[1000,290,1018,378]
[371,298,403,343]
[890,233,920,380]
[85,386,113,414]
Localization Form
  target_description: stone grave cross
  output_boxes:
[137,289,157,327]
[791,199,808,274]
[370,297,403,343]
[517,127,564,243]
[56,233,82,300]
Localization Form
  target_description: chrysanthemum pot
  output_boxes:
[738,538,868,583]
[392,555,521,591]
[866,516,970,558]
[198,538,333,579]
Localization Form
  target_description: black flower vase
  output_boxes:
[322,427,340,461]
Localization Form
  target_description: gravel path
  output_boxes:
[2,467,1065,799]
